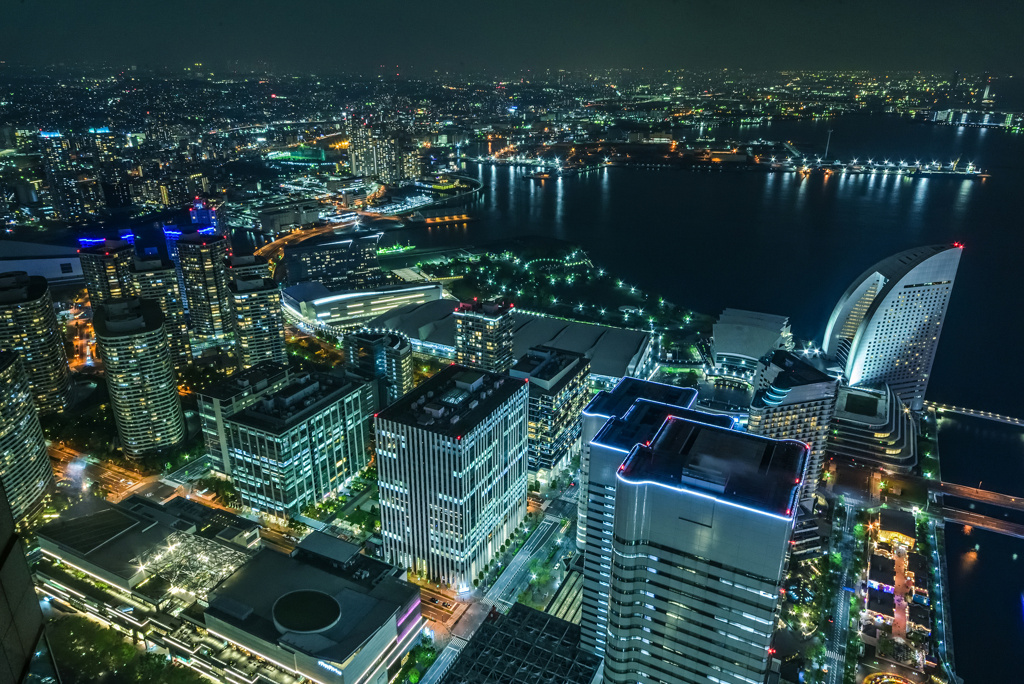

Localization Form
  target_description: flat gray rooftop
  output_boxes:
[205,550,418,665]
[620,418,806,517]
[377,364,524,437]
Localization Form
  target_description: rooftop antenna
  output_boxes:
[824,129,833,160]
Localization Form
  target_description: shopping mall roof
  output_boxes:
[205,548,418,665]
[366,299,653,379]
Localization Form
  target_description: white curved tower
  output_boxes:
[823,244,962,410]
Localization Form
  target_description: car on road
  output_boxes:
[430,598,440,604]
[443,602,452,608]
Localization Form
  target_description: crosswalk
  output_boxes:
[479,597,511,614]
[421,637,467,684]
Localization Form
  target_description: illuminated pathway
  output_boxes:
[925,400,1024,426]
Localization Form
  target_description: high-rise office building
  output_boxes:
[283,233,390,290]
[198,362,291,474]
[576,379,696,550]
[226,254,271,280]
[579,380,717,655]
[823,243,962,410]
[509,346,590,485]
[376,365,529,589]
[603,418,806,684]
[748,349,838,510]
[344,329,414,407]
[230,277,286,369]
[453,300,515,374]
[0,272,73,415]
[0,352,54,522]
[130,256,192,371]
[224,372,374,519]
[0,486,45,684]
[79,238,135,306]
[177,232,232,340]
[40,131,86,222]
[349,126,402,184]
[94,298,185,458]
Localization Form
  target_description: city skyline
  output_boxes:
[1,24,1021,682]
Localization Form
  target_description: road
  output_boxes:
[421,499,571,684]
[49,444,140,501]
[420,635,468,684]
[825,505,855,684]
[418,584,461,624]
[488,514,567,607]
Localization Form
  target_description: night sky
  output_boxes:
[2,0,1020,73]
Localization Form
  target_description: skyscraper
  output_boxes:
[0,352,54,522]
[230,277,286,369]
[748,349,838,510]
[224,372,374,519]
[94,298,185,458]
[603,418,806,684]
[576,378,696,550]
[0,271,73,415]
[349,126,402,184]
[163,224,219,315]
[376,365,529,589]
[283,233,390,290]
[344,329,414,407]
[177,232,232,341]
[0,486,45,684]
[508,346,590,486]
[579,380,721,656]
[453,299,515,374]
[130,256,192,371]
[79,238,135,306]
[823,243,962,410]
[40,131,86,222]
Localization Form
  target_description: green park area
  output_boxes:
[417,241,709,335]
[48,616,205,684]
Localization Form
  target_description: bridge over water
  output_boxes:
[925,400,1024,427]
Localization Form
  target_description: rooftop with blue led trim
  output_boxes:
[593,399,733,454]
[619,417,806,517]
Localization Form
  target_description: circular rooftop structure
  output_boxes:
[272,590,341,634]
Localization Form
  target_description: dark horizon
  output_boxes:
[2,0,1021,75]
